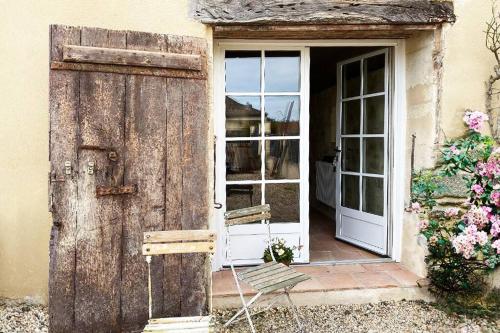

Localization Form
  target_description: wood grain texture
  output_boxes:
[63,44,201,70]
[48,24,80,333]
[144,230,216,243]
[213,24,439,39]
[193,0,455,25]
[74,26,126,332]
[50,61,206,79]
[142,242,215,255]
[179,35,210,317]
[224,204,270,219]
[121,30,169,331]
[49,24,210,332]
[163,35,186,317]
[225,212,272,226]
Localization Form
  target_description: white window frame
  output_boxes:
[213,39,406,270]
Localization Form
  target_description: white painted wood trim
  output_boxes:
[390,40,406,262]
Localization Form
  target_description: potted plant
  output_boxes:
[262,238,295,266]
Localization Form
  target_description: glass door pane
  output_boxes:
[226,141,261,181]
[264,96,300,136]
[225,96,261,137]
[264,139,300,180]
[264,51,300,92]
[225,51,261,93]
[266,183,300,222]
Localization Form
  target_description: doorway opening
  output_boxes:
[309,47,390,263]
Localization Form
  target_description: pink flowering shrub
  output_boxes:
[463,110,489,132]
[412,110,499,294]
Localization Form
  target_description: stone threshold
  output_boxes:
[213,263,432,308]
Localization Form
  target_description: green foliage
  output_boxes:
[262,238,295,265]
[411,170,444,209]
[433,288,500,320]
[441,132,494,177]
[411,113,499,319]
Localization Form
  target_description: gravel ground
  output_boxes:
[0,299,497,332]
[0,299,47,333]
[214,301,499,333]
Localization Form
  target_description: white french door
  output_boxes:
[215,45,310,266]
[335,49,390,255]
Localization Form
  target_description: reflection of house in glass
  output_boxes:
[226,96,300,180]
[225,96,261,137]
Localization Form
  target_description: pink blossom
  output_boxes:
[463,110,489,132]
[463,206,490,230]
[490,191,500,207]
[452,225,490,259]
[476,155,500,179]
[471,184,484,195]
[476,231,489,246]
[444,207,460,217]
[452,234,476,259]
[449,145,461,155]
[490,219,500,237]
[492,239,500,255]
[464,225,479,241]
[410,202,421,213]
[417,219,429,231]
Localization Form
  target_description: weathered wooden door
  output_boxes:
[48,25,209,332]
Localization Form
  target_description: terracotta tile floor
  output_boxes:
[212,263,422,297]
[309,210,383,262]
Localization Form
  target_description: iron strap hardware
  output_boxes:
[96,184,137,197]
[79,145,118,161]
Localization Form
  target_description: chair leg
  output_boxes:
[284,289,303,332]
[224,292,261,333]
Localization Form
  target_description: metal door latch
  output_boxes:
[64,161,72,175]
[87,161,95,175]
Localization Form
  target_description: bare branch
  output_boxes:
[485,0,500,141]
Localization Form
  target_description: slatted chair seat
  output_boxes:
[142,230,216,333]
[224,204,310,333]
[238,261,310,294]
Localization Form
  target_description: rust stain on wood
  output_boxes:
[95,184,137,197]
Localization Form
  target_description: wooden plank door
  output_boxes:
[48,25,209,332]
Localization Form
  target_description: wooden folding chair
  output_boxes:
[142,230,216,333]
[223,204,310,333]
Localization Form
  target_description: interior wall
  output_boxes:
[0,0,213,303]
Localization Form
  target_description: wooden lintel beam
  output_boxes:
[193,0,455,25]
[63,45,201,71]
[213,24,438,39]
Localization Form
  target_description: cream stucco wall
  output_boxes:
[0,0,497,303]
[401,0,498,277]
[0,0,212,303]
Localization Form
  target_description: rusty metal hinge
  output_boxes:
[96,184,137,197]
